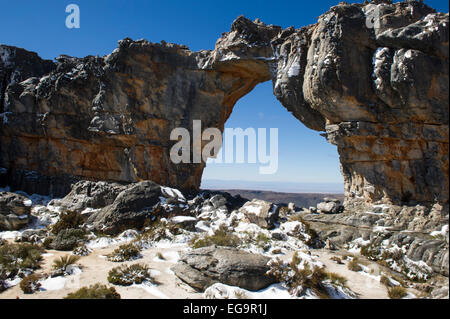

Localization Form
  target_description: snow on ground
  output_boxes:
[134,282,170,299]
[39,276,68,291]
[204,283,293,299]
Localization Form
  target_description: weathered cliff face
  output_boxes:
[0,1,448,210]
[0,40,271,196]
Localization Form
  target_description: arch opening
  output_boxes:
[200,81,344,205]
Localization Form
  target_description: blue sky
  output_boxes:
[1,0,448,192]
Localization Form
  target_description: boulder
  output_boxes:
[87,181,162,234]
[240,199,279,229]
[54,180,127,213]
[0,191,31,230]
[169,215,197,231]
[171,246,277,291]
[317,201,343,214]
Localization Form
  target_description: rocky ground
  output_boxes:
[1,180,448,299]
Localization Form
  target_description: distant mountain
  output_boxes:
[211,189,344,208]
[201,179,344,193]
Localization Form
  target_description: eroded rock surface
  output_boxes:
[171,246,276,291]
[0,191,31,230]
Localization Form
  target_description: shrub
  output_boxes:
[64,283,121,299]
[50,228,86,251]
[107,243,141,262]
[330,256,343,264]
[52,210,85,234]
[326,272,347,286]
[139,219,182,243]
[191,225,241,249]
[107,264,153,286]
[42,236,54,249]
[347,259,362,272]
[380,275,391,287]
[0,243,43,278]
[52,255,80,276]
[156,252,165,260]
[254,233,271,248]
[267,252,331,298]
[72,244,91,257]
[19,274,42,294]
[388,286,407,299]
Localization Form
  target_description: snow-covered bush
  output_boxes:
[106,243,141,262]
[267,252,351,298]
[107,264,154,286]
[72,244,92,256]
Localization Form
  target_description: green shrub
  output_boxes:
[388,286,407,299]
[19,274,42,294]
[50,228,86,251]
[139,219,181,243]
[191,225,241,249]
[107,243,141,262]
[254,233,271,248]
[64,283,121,299]
[52,211,84,235]
[0,243,43,278]
[42,236,54,249]
[52,255,80,276]
[107,264,153,286]
[347,259,362,272]
[52,210,85,235]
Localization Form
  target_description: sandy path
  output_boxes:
[0,243,202,299]
[313,249,389,299]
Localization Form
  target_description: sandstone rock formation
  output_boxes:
[0,191,31,230]
[0,0,448,212]
[171,246,276,291]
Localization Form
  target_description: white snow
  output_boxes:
[23,199,33,207]
[161,186,185,201]
[287,59,300,77]
[135,282,169,299]
[204,283,293,299]
[86,237,117,249]
[0,230,22,240]
[171,216,197,223]
[39,276,68,291]
[4,276,22,288]
[430,224,448,238]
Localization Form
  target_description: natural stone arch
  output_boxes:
[0,1,448,211]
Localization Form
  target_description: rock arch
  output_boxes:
[0,1,448,210]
